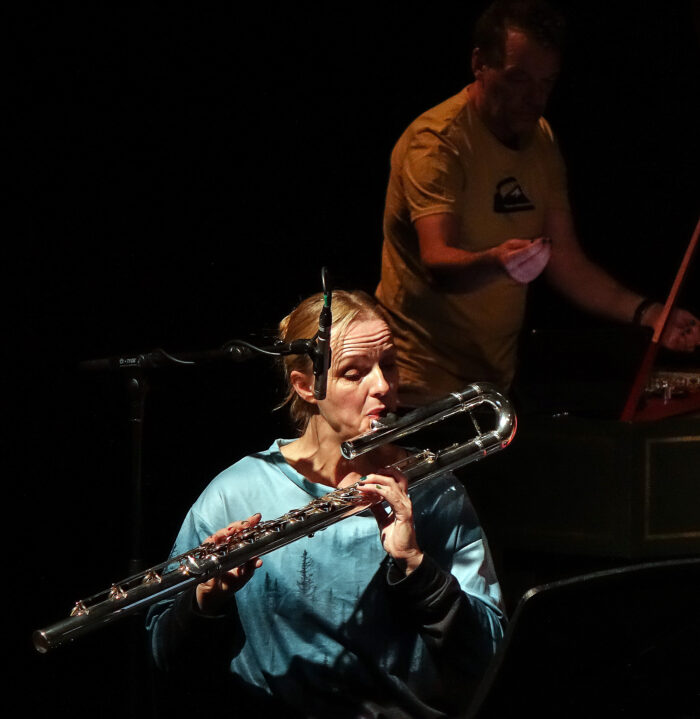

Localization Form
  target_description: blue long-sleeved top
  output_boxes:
[147,440,505,717]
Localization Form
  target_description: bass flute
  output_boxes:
[33,383,515,654]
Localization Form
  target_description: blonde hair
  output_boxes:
[278,290,387,432]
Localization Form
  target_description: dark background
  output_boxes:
[10,2,699,715]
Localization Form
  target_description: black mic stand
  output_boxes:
[80,339,318,570]
[312,266,333,400]
[125,369,147,576]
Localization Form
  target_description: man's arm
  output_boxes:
[543,207,643,319]
[415,213,551,289]
[544,208,700,351]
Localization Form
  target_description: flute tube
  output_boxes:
[33,383,515,653]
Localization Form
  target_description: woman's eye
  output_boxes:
[381,359,397,373]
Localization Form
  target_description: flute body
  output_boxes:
[34,383,515,653]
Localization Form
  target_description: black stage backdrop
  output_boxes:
[9,2,699,716]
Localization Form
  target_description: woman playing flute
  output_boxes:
[147,290,505,717]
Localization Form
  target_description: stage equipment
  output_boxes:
[470,215,700,561]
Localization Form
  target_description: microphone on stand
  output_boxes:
[78,344,256,371]
[313,268,332,400]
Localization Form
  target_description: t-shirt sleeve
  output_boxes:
[401,128,465,222]
[540,120,570,212]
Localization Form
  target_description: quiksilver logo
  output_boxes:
[494,177,534,213]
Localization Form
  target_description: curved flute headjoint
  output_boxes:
[341,383,516,465]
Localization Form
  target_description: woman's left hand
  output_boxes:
[358,469,424,575]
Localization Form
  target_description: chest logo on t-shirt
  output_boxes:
[494,177,534,213]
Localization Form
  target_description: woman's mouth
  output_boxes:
[366,407,386,420]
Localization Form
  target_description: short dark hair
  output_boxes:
[474,0,566,67]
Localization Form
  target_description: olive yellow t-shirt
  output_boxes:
[376,84,570,405]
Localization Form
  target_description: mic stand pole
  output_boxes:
[81,338,320,571]
[125,368,148,576]
[125,368,151,716]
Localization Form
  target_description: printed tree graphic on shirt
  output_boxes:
[264,572,281,611]
[297,549,315,599]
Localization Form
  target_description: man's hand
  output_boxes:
[643,305,700,352]
[492,236,552,283]
[414,213,551,290]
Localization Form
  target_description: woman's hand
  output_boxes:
[195,513,263,616]
[358,469,424,575]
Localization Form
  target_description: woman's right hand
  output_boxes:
[195,513,263,615]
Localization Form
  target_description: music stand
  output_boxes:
[621,215,700,421]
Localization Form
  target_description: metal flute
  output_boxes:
[33,383,515,654]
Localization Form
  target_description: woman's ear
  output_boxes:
[290,370,317,405]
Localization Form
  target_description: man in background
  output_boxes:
[376,0,699,406]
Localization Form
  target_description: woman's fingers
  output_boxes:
[196,514,264,613]
[205,513,262,546]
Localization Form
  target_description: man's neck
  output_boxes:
[469,82,522,150]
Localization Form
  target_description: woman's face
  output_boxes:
[317,317,398,440]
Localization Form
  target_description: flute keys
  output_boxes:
[253,524,281,538]
[108,585,127,601]
[285,510,306,522]
[70,600,89,617]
